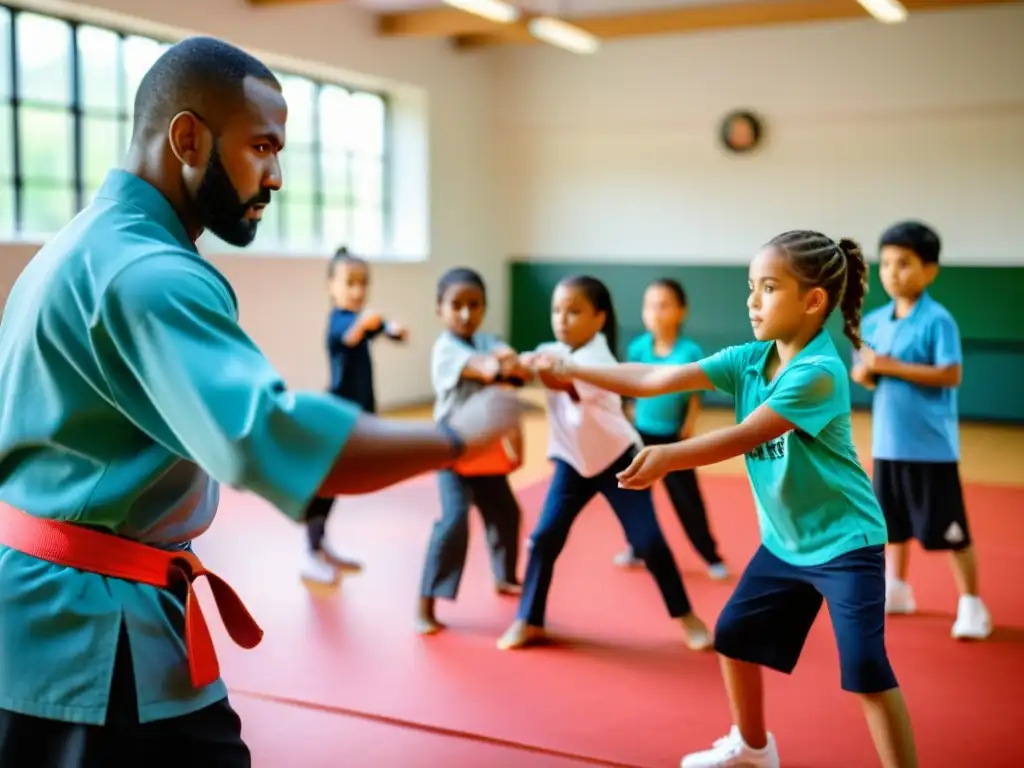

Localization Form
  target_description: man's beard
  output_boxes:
[194,143,270,247]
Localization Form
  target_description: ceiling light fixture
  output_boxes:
[442,0,520,25]
[528,15,600,54]
[857,0,909,24]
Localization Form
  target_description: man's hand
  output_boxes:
[447,387,523,459]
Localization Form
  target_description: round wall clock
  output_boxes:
[719,110,764,154]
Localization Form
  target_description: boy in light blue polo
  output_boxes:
[854,220,991,640]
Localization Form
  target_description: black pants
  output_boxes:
[518,448,692,626]
[639,431,722,566]
[304,495,335,551]
[302,394,374,551]
[419,470,522,600]
[0,628,250,768]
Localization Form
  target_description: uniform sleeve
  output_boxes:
[431,334,474,398]
[764,363,843,438]
[930,314,963,368]
[697,344,752,397]
[94,255,360,520]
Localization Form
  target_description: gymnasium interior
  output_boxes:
[1,0,1022,765]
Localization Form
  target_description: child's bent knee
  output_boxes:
[841,649,898,694]
[712,609,748,650]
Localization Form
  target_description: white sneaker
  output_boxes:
[300,550,337,585]
[707,563,730,581]
[952,595,992,640]
[681,726,780,768]
[320,540,364,573]
[612,548,643,568]
[885,578,917,614]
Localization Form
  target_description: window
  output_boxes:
[0,4,390,255]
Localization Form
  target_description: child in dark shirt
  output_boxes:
[300,247,408,585]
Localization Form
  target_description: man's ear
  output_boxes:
[168,111,207,168]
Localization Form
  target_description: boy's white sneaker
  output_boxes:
[885,578,917,614]
[952,595,992,640]
[681,726,780,768]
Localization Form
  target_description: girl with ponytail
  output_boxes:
[530,235,918,768]
[497,275,710,653]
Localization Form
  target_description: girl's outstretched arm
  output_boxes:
[616,404,794,489]
[531,355,714,398]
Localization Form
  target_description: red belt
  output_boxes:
[0,502,263,688]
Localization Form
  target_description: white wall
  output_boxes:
[495,4,1024,265]
[1,0,505,408]
[3,3,1023,411]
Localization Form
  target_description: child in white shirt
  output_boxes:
[497,275,710,652]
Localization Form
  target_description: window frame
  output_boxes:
[0,2,392,254]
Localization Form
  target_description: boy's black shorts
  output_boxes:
[873,460,971,551]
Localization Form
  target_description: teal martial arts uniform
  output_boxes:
[0,170,360,761]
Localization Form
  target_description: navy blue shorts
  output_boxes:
[714,544,898,694]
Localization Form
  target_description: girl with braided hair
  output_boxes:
[528,232,917,767]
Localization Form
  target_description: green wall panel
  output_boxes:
[508,260,1024,424]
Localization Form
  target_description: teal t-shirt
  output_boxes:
[627,333,704,437]
[0,171,360,725]
[698,331,887,567]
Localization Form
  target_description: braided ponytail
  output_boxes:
[836,238,867,349]
[768,230,868,348]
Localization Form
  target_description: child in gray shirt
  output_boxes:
[416,268,527,635]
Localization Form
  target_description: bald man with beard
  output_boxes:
[0,36,520,765]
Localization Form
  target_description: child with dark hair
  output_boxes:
[615,277,728,579]
[498,275,710,652]
[416,267,526,635]
[854,221,990,640]
[300,247,408,585]
[542,234,917,767]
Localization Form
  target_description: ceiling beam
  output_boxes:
[380,0,1023,46]
[247,0,343,6]
[377,6,515,37]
